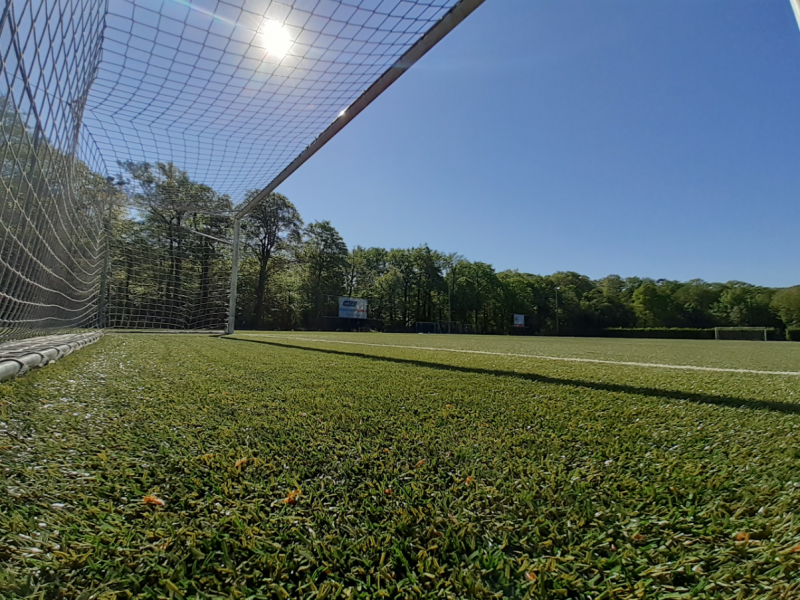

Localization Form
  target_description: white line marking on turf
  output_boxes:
[236,334,800,377]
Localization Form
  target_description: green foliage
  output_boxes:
[1,95,108,337]
[106,161,233,329]
[772,287,800,329]
[787,329,800,342]
[2,333,800,598]
[241,191,303,329]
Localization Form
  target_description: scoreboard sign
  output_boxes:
[339,297,368,319]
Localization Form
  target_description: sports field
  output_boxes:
[2,333,800,599]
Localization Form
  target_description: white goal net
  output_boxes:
[714,327,769,341]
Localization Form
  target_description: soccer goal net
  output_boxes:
[714,327,770,341]
[435,321,477,334]
[0,0,483,343]
[416,321,442,334]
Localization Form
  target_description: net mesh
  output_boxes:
[103,176,233,330]
[0,0,107,341]
[1,0,469,341]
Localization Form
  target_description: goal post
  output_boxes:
[714,327,770,341]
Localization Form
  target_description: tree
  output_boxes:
[387,248,416,326]
[411,246,446,323]
[298,221,348,324]
[497,270,535,330]
[120,162,199,321]
[632,281,677,327]
[241,191,303,328]
[111,161,233,329]
[672,279,723,328]
[543,272,594,334]
[771,287,800,328]
[455,261,499,332]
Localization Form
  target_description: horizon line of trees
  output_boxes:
[235,190,800,336]
[73,159,800,336]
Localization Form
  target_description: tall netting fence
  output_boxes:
[0,0,107,342]
[1,0,480,342]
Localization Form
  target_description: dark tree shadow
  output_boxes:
[221,337,800,416]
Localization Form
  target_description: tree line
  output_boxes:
[236,191,800,336]
[15,151,789,338]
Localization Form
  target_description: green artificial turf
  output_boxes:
[2,333,800,599]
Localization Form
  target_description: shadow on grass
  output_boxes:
[221,337,800,416]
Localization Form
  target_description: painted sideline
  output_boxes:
[236,334,800,377]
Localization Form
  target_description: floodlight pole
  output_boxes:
[226,218,241,335]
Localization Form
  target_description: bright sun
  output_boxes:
[259,20,291,59]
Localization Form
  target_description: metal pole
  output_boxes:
[226,218,241,335]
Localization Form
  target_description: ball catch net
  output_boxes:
[0,0,107,342]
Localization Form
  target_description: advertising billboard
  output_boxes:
[339,297,368,319]
[513,314,525,328]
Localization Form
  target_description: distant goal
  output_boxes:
[714,327,769,341]
[416,322,442,334]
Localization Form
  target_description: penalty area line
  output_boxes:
[234,334,800,377]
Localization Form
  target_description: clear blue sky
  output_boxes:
[276,0,800,288]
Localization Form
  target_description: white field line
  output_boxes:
[236,334,800,377]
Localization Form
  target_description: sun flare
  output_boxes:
[259,20,291,59]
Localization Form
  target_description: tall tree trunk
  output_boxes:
[415,275,422,322]
[174,224,183,327]
[199,241,211,326]
[124,252,133,327]
[253,256,269,329]
[403,283,409,326]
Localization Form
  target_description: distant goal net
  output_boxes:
[435,321,479,334]
[416,322,442,334]
[714,327,769,341]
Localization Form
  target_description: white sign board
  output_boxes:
[339,297,368,319]
[513,314,525,328]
